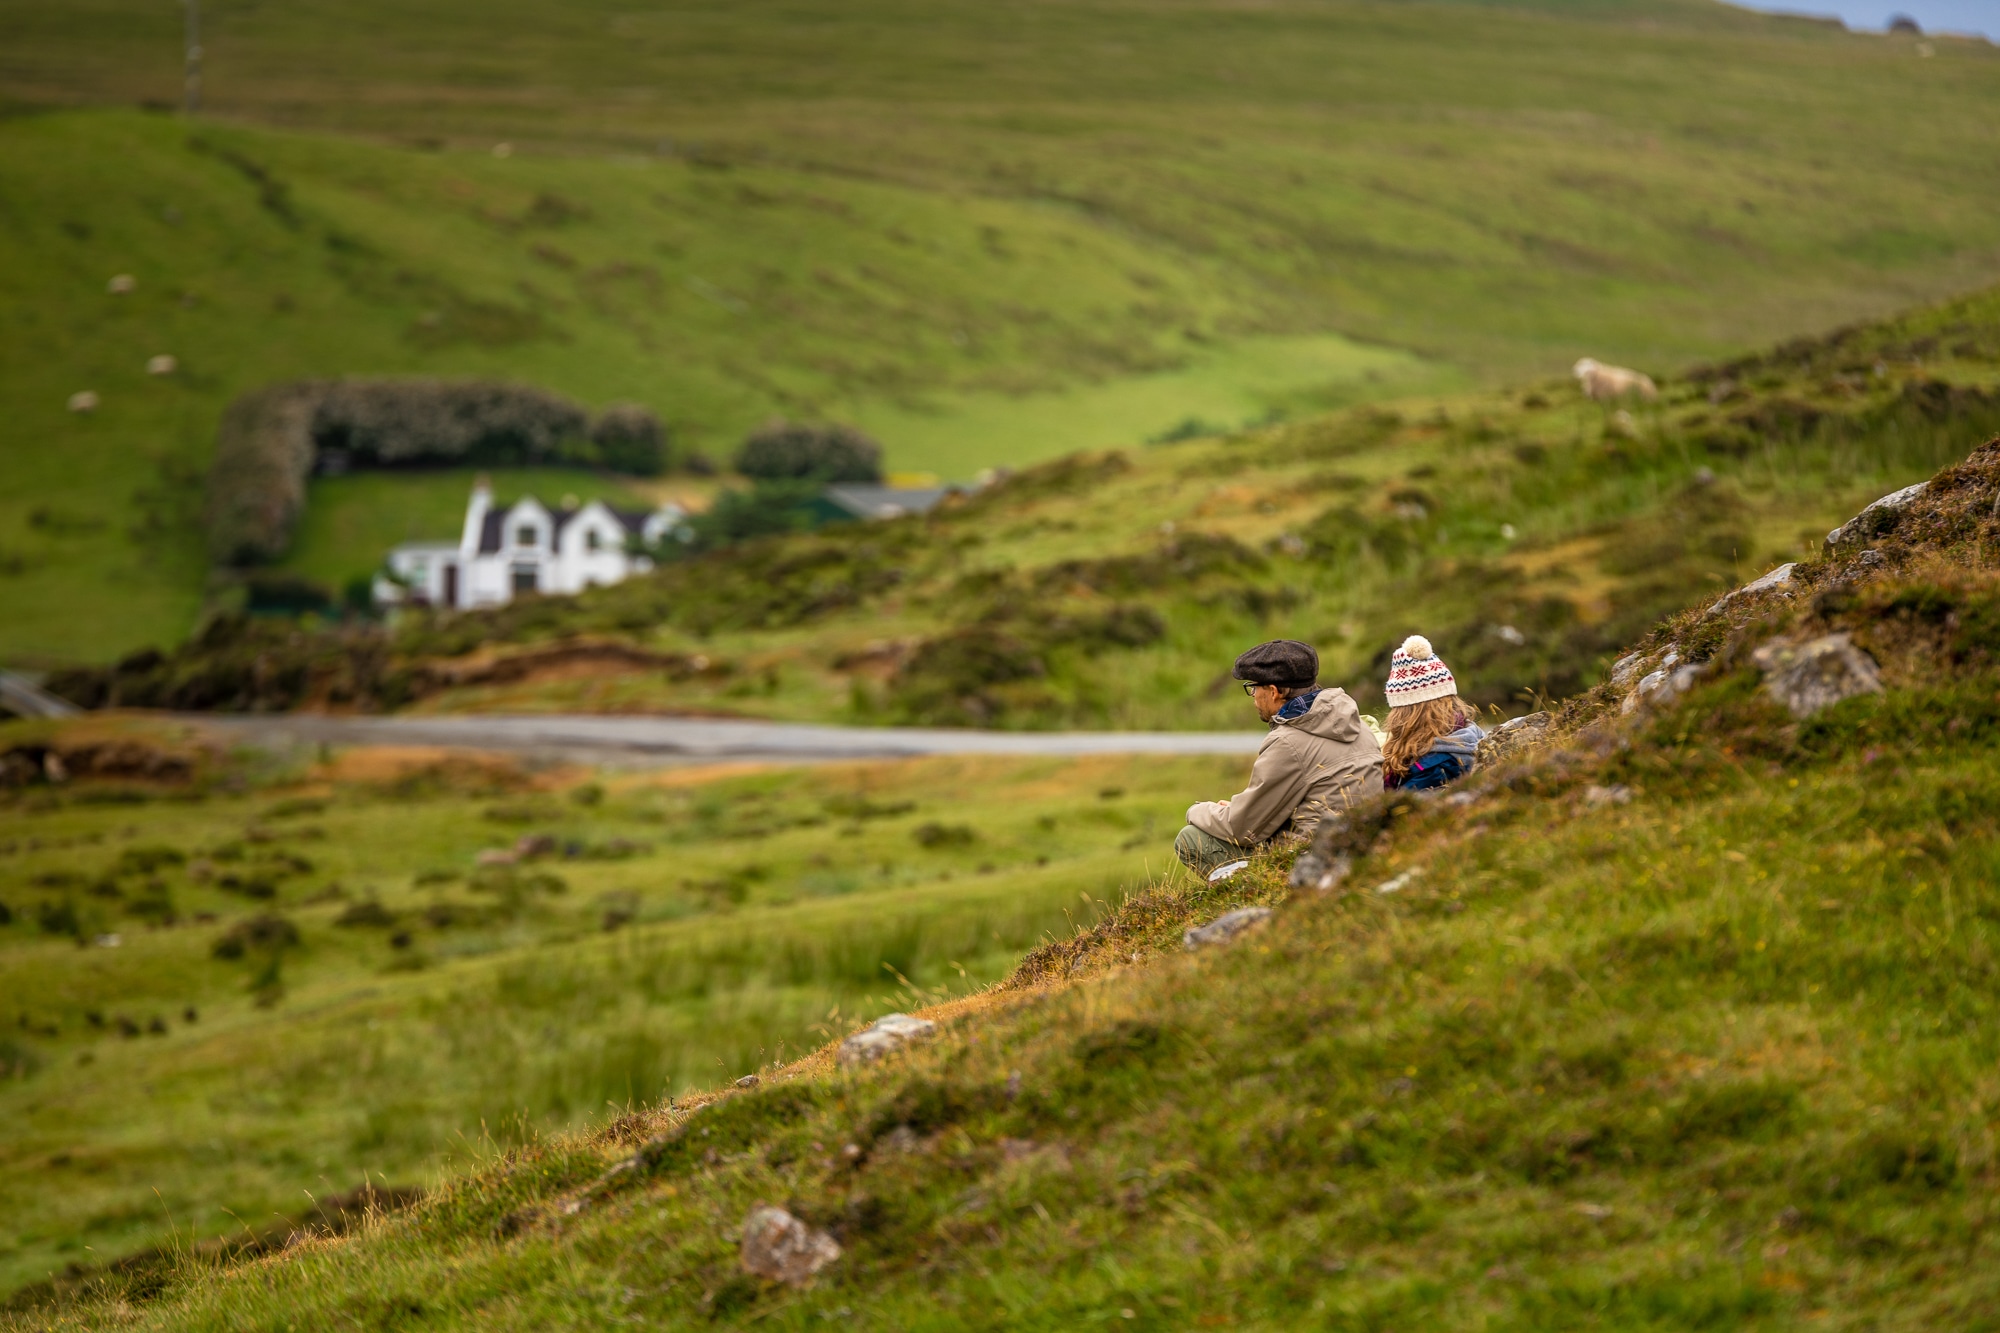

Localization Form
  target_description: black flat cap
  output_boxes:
[1232,639,1318,688]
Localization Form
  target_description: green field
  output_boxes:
[5,0,2000,662]
[0,728,1235,1302]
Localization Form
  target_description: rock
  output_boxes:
[734,1074,760,1090]
[1706,563,1796,618]
[1609,653,1644,685]
[1206,858,1250,883]
[1582,783,1632,806]
[837,1012,936,1066]
[1752,633,1882,718]
[1287,850,1351,892]
[1856,549,1885,569]
[1490,624,1527,646]
[875,1125,921,1155]
[1374,870,1418,895]
[1826,482,1927,551]
[1622,658,1699,714]
[1478,710,1552,764]
[1183,905,1271,949]
[66,390,99,414]
[739,1206,841,1286]
[146,354,178,376]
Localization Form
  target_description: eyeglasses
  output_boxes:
[1240,682,1262,696]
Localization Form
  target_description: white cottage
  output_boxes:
[375,480,685,610]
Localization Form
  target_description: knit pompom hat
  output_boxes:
[1384,634,1457,707]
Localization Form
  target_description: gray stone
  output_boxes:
[1752,633,1883,717]
[1609,653,1645,686]
[876,1125,922,1156]
[734,1074,760,1090]
[1706,563,1796,618]
[1622,659,1700,713]
[837,1012,936,1066]
[1183,905,1272,950]
[1582,783,1632,806]
[1288,851,1351,892]
[1826,482,1927,551]
[1477,710,1552,764]
[740,1206,841,1286]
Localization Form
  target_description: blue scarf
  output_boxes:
[1274,688,1320,724]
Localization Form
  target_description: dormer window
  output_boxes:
[516,524,538,548]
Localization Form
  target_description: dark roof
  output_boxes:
[478,501,653,555]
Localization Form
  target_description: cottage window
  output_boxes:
[585,529,602,552]
[511,563,539,594]
[516,524,539,548]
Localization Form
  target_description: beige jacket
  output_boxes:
[1186,688,1385,846]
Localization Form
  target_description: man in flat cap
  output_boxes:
[1174,639,1385,877]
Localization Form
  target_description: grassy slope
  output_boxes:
[50,439,2000,1331]
[103,281,1995,733]
[5,0,2000,662]
[0,727,1236,1301]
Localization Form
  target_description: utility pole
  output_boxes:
[183,0,202,115]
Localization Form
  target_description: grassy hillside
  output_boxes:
[0,721,1233,1302]
[20,437,2000,1327]
[5,0,2000,662]
[59,283,2000,735]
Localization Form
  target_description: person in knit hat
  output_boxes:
[1381,634,1485,791]
[1173,639,1385,878]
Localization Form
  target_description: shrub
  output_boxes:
[734,420,883,483]
[678,479,824,552]
[588,403,668,475]
[312,379,588,469]
[205,382,321,564]
[211,913,300,959]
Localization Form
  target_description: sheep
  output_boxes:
[106,274,136,295]
[67,390,100,413]
[147,354,178,376]
[1572,357,1658,404]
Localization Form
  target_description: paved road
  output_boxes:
[196,713,1264,767]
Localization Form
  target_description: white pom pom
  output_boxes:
[1400,634,1434,660]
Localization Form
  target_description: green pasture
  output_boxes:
[7,0,2000,662]
[0,741,1235,1300]
[41,489,2000,1327]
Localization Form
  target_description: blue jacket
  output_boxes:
[1388,723,1484,792]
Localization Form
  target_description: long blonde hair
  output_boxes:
[1382,695,1469,779]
